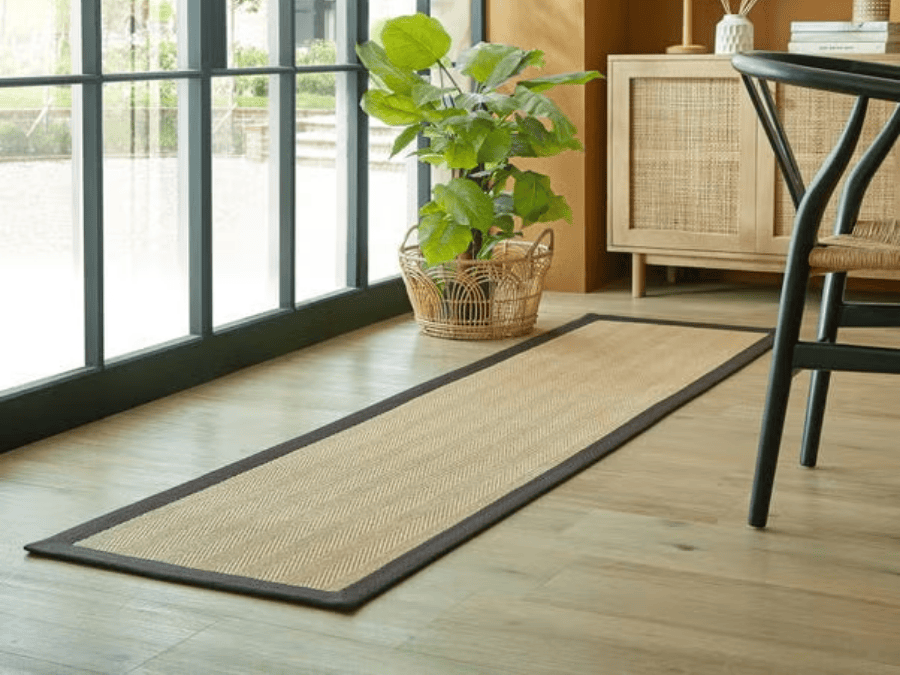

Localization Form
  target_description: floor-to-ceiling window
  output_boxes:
[0,1,84,391]
[0,0,483,452]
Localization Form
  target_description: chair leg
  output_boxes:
[800,370,831,467]
[749,266,811,528]
[799,272,846,468]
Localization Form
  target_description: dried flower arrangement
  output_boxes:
[719,0,763,16]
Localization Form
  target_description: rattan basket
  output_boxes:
[399,227,554,340]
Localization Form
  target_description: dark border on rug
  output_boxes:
[25,314,773,611]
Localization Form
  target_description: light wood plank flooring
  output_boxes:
[3,280,900,674]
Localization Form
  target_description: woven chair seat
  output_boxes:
[809,219,900,273]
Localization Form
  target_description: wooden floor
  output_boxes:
[3,279,900,674]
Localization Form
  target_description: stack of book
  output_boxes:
[789,21,900,54]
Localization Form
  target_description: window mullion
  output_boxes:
[183,0,214,336]
[471,0,486,45]
[276,0,295,309]
[343,0,365,288]
[81,0,103,368]
[415,0,431,213]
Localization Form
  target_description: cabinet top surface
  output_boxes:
[608,53,734,61]
[607,53,900,63]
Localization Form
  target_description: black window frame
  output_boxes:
[0,0,486,453]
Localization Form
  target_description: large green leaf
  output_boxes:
[454,91,484,112]
[449,115,492,144]
[477,127,512,164]
[421,107,468,125]
[493,213,516,233]
[390,124,421,157]
[512,86,585,151]
[355,42,421,95]
[433,178,494,233]
[513,86,564,120]
[482,93,520,119]
[515,116,558,157]
[424,116,493,169]
[477,227,519,259]
[444,138,478,169]
[489,168,515,197]
[411,82,452,107]
[414,132,448,166]
[361,90,423,126]
[538,194,573,223]
[548,112,581,149]
[482,49,544,90]
[457,43,516,83]
[508,133,536,158]
[513,170,553,225]
[513,114,581,157]
[454,91,518,119]
[518,70,603,93]
[457,43,544,89]
[382,14,451,71]
[417,212,473,266]
[415,152,447,166]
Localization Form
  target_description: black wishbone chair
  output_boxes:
[732,51,900,528]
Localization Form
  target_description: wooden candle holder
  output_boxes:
[667,0,708,54]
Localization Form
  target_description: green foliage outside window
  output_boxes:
[0,120,71,158]
[0,1,339,156]
[0,122,28,155]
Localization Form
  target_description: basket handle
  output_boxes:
[400,225,418,251]
[526,228,554,258]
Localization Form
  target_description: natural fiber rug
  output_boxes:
[26,314,772,610]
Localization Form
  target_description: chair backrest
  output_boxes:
[733,51,900,238]
[732,51,900,102]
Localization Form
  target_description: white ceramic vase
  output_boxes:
[715,14,754,54]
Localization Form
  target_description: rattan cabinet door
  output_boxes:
[756,56,900,256]
[608,56,757,255]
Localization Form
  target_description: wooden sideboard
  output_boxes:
[607,54,900,296]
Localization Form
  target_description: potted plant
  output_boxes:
[357,13,601,339]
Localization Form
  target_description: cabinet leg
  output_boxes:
[632,253,646,298]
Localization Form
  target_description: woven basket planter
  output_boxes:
[399,228,554,340]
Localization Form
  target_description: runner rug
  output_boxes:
[26,314,772,611]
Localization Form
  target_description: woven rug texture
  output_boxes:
[26,314,772,609]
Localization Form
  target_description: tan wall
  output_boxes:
[488,0,893,291]
[487,0,625,292]
[487,0,587,292]
[625,1,855,56]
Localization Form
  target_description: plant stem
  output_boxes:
[466,227,483,259]
[437,60,464,96]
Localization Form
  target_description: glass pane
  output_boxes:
[296,72,345,301]
[228,0,273,68]
[0,0,78,77]
[0,86,82,392]
[366,2,418,283]
[102,0,180,73]
[432,0,473,60]
[294,1,337,64]
[212,76,279,327]
[103,80,187,358]
[369,1,416,40]
[368,119,416,282]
